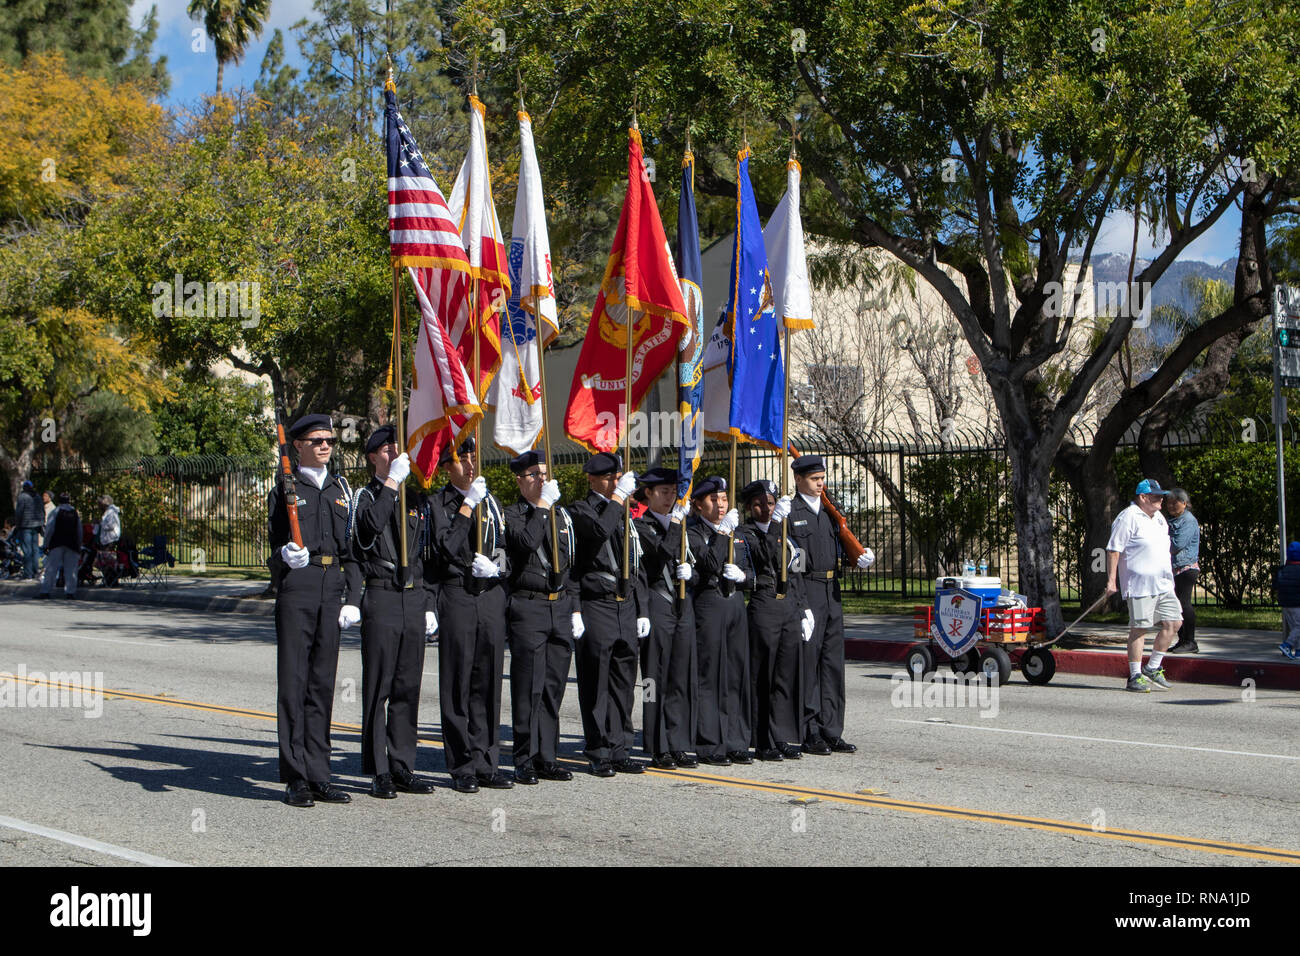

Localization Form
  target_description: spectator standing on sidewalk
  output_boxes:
[1165,488,1200,654]
[94,495,122,548]
[14,480,44,580]
[1274,542,1300,660]
[39,492,81,599]
[1105,479,1180,692]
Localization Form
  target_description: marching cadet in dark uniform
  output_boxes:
[568,452,650,777]
[503,450,578,785]
[267,414,362,808]
[740,479,814,761]
[423,436,513,793]
[351,426,437,799]
[687,477,755,765]
[787,454,874,755]
[631,467,699,770]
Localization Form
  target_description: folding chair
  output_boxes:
[136,534,176,589]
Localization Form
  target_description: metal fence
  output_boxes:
[27,417,1297,607]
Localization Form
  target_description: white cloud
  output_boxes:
[1084,206,1240,266]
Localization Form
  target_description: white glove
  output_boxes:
[338,604,361,629]
[636,617,650,639]
[670,502,690,523]
[802,608,815,642]
[856,547,876,570]
[280,542,309,569]
[387,452,411,486]
[717,509,739,534]
[538,479,561,508]
[571,612,585,638]
[788,545,804,572]
[425,610,438,636]
[614,471,638,499]
[772,495,792,522]
[676,562,692,581]
[463,476,489,508]
[471,552,500,578]
[722,563,745,583]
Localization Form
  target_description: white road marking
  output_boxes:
[0,813,189,866]
[887,719,1300,761]
[57,633,162,647]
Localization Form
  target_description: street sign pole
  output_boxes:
[1273,285,1300,564]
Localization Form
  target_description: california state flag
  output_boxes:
[491,110,559,456]
[447,94,508,400]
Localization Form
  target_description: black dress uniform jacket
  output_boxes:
[267,469,361,784]
[786,493,847,744]
[351,478,431,777]
[568,491,646,763]
[424,483,509,779]
[503,500,579,769]
[632,512,702,756]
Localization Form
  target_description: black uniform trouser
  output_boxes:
[802,577,845,743]
[1174,569,1198,644]
[642,588,697,755]
[275,565,344,783]
[694,588,751,757]
[507,594,575,768]
[360,585,426,776]
[438,582,506,777]
[749,589,804,749]
[575,596,639,763]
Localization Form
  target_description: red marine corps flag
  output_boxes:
[385,78,482,484]
[565,126,689,452]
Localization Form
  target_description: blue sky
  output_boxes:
[133,1,1240,266]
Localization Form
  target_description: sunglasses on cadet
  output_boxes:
[300,437,335,447]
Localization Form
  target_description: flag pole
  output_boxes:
[623,101,639,595]
[393,264,409,573]
[469,53,484,555]
[678,136,694,605]
[779,120,797,597]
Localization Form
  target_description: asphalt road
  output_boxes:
[2,595,1298,867]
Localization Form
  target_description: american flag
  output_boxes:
[385,80,481,485]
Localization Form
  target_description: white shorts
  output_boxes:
[1127,591,1182,630]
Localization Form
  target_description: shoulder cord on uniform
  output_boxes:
[349,486,376,553]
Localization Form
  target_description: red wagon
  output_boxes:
[907,604,1057,685]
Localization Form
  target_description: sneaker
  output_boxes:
[1280,643,1299,661]
[1141,665,1171,689]
[1126,674,1153,693]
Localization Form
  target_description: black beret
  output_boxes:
[691,475,727,499]
[583,451,622,475]
[289,414,333,439]
[741,479,778,503]
[365,425,397,455]
[509,450,543,474]
[638,466,679,487]
[438,435,476,466]
[791,454,825,475]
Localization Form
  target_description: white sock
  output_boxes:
[1148,651,1165,670]
[1129,662,1141,678]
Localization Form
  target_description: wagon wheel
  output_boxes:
[906,644,934,681]
[1020,647,1056,685]
[950,649,981,674]
[978,646,1012,686]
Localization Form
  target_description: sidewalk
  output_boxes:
[2,576,1296,690]
[844,613,1300,690]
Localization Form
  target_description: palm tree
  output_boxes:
[187,0,272,95]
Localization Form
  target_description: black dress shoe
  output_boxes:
[515,766,539,785]
[371,774,397,799]
[536,762,573,781]
[590,760,616,778]
[308,781,351,803]
[451,775,480,793]
[827,737,857,754]
[1170,640,1200,654]
[477,771,514,789]
[651,752,679,769]
[671,751,698,768]
[391,767,434,794]
[284,780,314,808]
[728,750,753,765]
[699,753,732,766]
[801,739,831,756]
[755,748,784,761]
[779,744,803,760]
[611,758,645,774]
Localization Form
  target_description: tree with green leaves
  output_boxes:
[484,0,1300,631]
[187,0,272,95]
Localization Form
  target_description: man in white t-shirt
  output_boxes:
[1105,478,1181,692]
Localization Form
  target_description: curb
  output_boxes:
[0,580,274,617]
[845,637,1300,691]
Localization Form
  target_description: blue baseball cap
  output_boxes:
[1135,478,1169,496]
